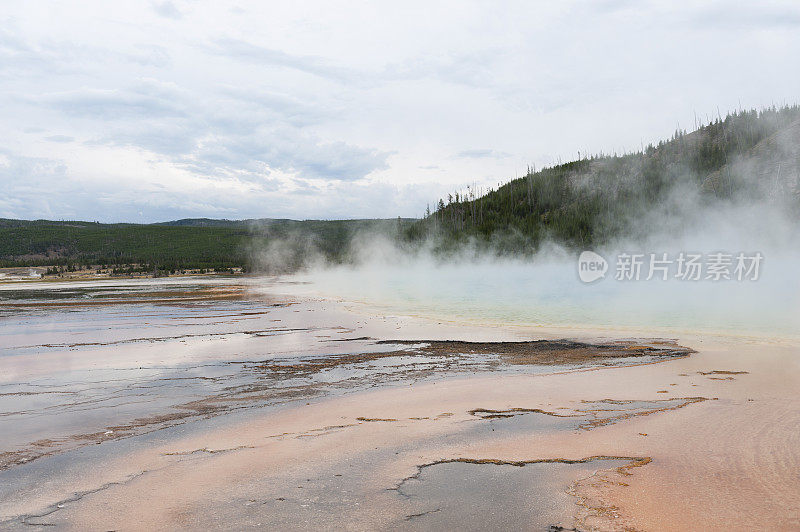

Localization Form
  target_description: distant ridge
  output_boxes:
[0,217,413,271]
[155,218,251,227]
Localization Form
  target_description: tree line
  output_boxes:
[409,105,800,252]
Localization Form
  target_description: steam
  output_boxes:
[249,113,800,338]
[247,224,325,275]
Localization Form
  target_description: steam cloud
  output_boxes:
[249,113,800,338]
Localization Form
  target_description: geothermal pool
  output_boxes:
[286,256,800,338]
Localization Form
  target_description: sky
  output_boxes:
[1,1,800,223]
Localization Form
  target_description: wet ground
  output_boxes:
[0,278,692,474]
[0,277,715,530]
[395,458,629,531]
[0,388,702,530]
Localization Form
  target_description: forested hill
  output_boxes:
[0,218,412,271]
[410,105,800,250]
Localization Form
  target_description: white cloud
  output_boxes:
[456,149,512,160]
[151,1,183,20]
[1,1,799,222]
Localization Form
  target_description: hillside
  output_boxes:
[410,105,800,250]
[0,218,412,272]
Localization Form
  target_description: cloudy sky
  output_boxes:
[2,1,800,222]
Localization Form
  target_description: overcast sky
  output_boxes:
[2,1,800,222]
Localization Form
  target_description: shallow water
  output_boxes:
[2,277,672,474]
[285,258,800,338]
[4,275,781,530]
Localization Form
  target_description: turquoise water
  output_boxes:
[290,256,800,338]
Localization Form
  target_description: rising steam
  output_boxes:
[250,109,800,338]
